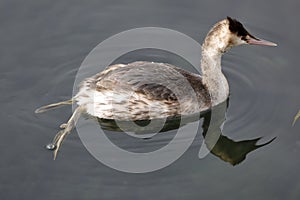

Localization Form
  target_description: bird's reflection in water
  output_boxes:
[200,101,275,165]
[96,100,275,166]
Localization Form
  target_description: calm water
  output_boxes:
[1,0,300,199]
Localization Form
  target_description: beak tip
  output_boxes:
[267,41,278,47]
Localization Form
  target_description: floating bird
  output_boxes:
[36,17,277,159]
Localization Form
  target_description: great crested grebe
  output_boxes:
[36,17,277,158]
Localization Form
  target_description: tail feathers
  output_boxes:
[35,99,73,113]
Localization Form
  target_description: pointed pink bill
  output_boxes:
[247,37,277,46]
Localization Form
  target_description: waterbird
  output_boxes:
[35,17,277,159]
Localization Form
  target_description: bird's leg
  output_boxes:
[51,106,85,160]
[35,99,73,113]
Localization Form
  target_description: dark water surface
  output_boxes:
[1,0,300,199]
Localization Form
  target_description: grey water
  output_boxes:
[1,0,300,199]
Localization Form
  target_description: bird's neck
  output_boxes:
[200,19,231,105]
[201,43,229,106]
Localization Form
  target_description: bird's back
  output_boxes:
[75,61,211,120]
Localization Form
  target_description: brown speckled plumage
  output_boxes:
[75,61,212,120]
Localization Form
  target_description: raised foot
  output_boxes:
[47,106,84,160]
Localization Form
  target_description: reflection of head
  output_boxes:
[200,102,275,166]
[210,136,275,166]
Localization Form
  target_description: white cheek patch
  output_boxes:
[231,36,247,46]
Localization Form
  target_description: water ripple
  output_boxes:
[222,49,281,141]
